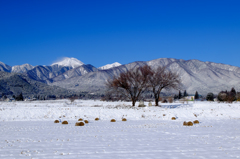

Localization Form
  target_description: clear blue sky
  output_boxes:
[0,0,240,67]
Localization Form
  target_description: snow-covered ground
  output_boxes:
[0,100,240,158]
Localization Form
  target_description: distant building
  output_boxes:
[180,96,195,101]
[5,98,15,102]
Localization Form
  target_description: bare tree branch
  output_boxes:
[106,65,152,106]
[149,66,181,106]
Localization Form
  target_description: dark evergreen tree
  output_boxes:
[230,87,236,96]
[3,95,7,100]
[178,91,182,99]
[16,93,24,101]
[229,87,236,101]
[194,91,199,99]
[174,94,178,100]
[183,90,188,97]
[206,92,214,101]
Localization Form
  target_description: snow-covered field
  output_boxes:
[0,100,240,159]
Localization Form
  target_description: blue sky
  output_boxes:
[0,0,240,67]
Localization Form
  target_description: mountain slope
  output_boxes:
[26,65,72,83]
[98,62,121,70]
[0,71,75,97]
[146,58,240,94]
[12,64,34,73]
[0,62,12,72]
[51,64,98,82]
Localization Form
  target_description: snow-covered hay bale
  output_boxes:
[78,118,83,121]
[62,121,68,124]
[54,120,59,123]
[187,121,193,126]
[95,118,99,121]
[171,117,176,120]
[110,119,116,122]
[84,120,89,123]
[122,118,127,121]
[183,121,188,126]
[194,120,200,124]
[75,122,84,126]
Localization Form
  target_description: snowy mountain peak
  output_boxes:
[51,57,84,68]
[98,62,121,70]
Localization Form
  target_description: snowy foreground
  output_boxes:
[0,100,240,159]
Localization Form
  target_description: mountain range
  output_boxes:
[1,57,240,96]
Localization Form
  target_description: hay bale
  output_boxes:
[62,121,68,124]
[110,119,116,122]
[54,120,59,123]
[163,114,166,116]
[78,118,83,121]
[162,99,168,103]
[84,120,89,124]
[95,118,99,121]
[187,121,193,126]
[75,122,84,126]
[168,97,173,103]
[193,120,199,124]
[183,121,188,126]
[122,118,127,121]
[171,117,176,120]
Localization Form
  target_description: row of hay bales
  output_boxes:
[75,118,89,126]
[55,117,199,127]
[170,116,200,126]
[54,117,127,126]
[183,120,199,126]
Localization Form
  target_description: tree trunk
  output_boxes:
[155,89,162,106]
[155,98,159,106]
[154,93,159,106]
[132,100,136,106]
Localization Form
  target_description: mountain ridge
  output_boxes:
[1,57,240,95]
[50,58,240,95]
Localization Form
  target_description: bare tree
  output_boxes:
[69,96,77,104]
[106,65,153,106]
[149,66,181,106]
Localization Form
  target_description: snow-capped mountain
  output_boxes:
[12,64,34,73]
[98,62,121,70]
[51,57,84,68]
[3,57,240,96]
